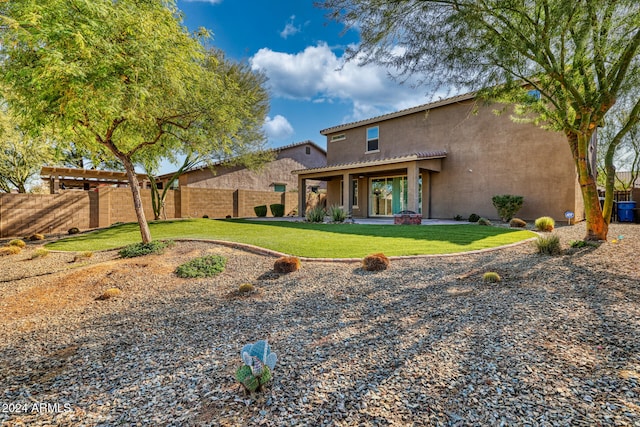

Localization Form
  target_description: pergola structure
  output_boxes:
[40,166,150,194]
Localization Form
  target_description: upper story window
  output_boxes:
[331,134,346,142]
[273,183,286,192]
[305,146,311,155]
[366,126,379,153]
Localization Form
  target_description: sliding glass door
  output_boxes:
[369,175,421,216]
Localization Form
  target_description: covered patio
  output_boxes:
[294,151,447,219]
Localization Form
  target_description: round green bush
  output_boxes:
[468,213,480,223]
[176,254,227,278]
[254,205,268,217]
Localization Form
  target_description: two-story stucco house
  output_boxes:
[295,93,584,221]
[168,140,326,193]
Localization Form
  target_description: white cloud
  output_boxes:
[263,115,294,140]
[250,43,434,122]
[280,15,300,39]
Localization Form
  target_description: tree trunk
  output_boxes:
[570,132,608,241]
[122,157,153,243]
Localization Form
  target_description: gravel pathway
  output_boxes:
[0,223,639,426]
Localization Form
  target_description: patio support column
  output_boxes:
[298,176,306,218]
[407,162,420,213]
[342,172,353,214]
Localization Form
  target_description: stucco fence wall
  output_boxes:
[0,187,299,238]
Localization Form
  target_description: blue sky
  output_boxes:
[175,0,439,156]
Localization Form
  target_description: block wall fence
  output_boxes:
[0,187,298,238]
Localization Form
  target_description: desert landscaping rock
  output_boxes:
[0,223,639,426]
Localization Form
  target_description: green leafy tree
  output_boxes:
[1,0,269,243]
[0,106,55,193]
[140,50,272,220]
[320,0,640,240]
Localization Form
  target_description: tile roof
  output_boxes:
[293,151,447,175]
[320,92,476,135]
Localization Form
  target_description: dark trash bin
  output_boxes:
[617,201,636,222]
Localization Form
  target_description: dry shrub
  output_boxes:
[362,253,390,271]
[274,256,301,273]
[0,246,22,256]
[96,288,122,300]
[509,218,527,228]
[29,233,45,241]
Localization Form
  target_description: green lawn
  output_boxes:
[46,219,537,258]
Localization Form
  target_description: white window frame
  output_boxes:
[366,126,379,153]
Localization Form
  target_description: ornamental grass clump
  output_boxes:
[362,253,390,271]
[29,233,45,241]
[0,246,21,256]
[535,234,561,255]
[176,255,227,278]
[31,248,50,259]
[238,283,255,293]
[535,216,555,232]
[305,205,326,223]
[483,272,501,283]
[328,205,348,222]
[510,218,527,228]
[477,217,492,226]
[274,256,300,273]
[119,240,173,258]
[8,239,26,248]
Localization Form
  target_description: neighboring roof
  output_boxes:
[41,166,148,181]
[320,92,476,135]
[293,151,447,175]
[161,140,326,180]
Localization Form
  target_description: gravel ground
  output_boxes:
[0,223,639,426]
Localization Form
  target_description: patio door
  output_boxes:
[370,176,408,216]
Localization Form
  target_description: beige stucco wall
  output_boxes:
[181,143,326,192]
[324,100,579,221]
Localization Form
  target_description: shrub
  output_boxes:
[535,234,561,255]
[305,205,326,223]
[468,213,480,223]
[96,288,122,300]
[509,218,527,228]
[29,233,45,241]
[238,283,255,293]
[274,256,301,273]
[270,204,285,217]
[569,240,598,249]
[454,214,463,221]
[483,272,501,283]
[31,248,50,259]
[492,195,524,222]
[8,239,26,248]
[202,215,209,218]
[254,205,268,217]
[73,251,94,262]
[68,227,80,235]
[328,205,347,222]
[0,246,21,256]
[176,255,227,278]
[477,217,492,226]
[119,240,173,258]
[362,253,390,271]
[535,216,555,232]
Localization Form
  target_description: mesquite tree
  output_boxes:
[1,0,268,243]
[320,0,640,240]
